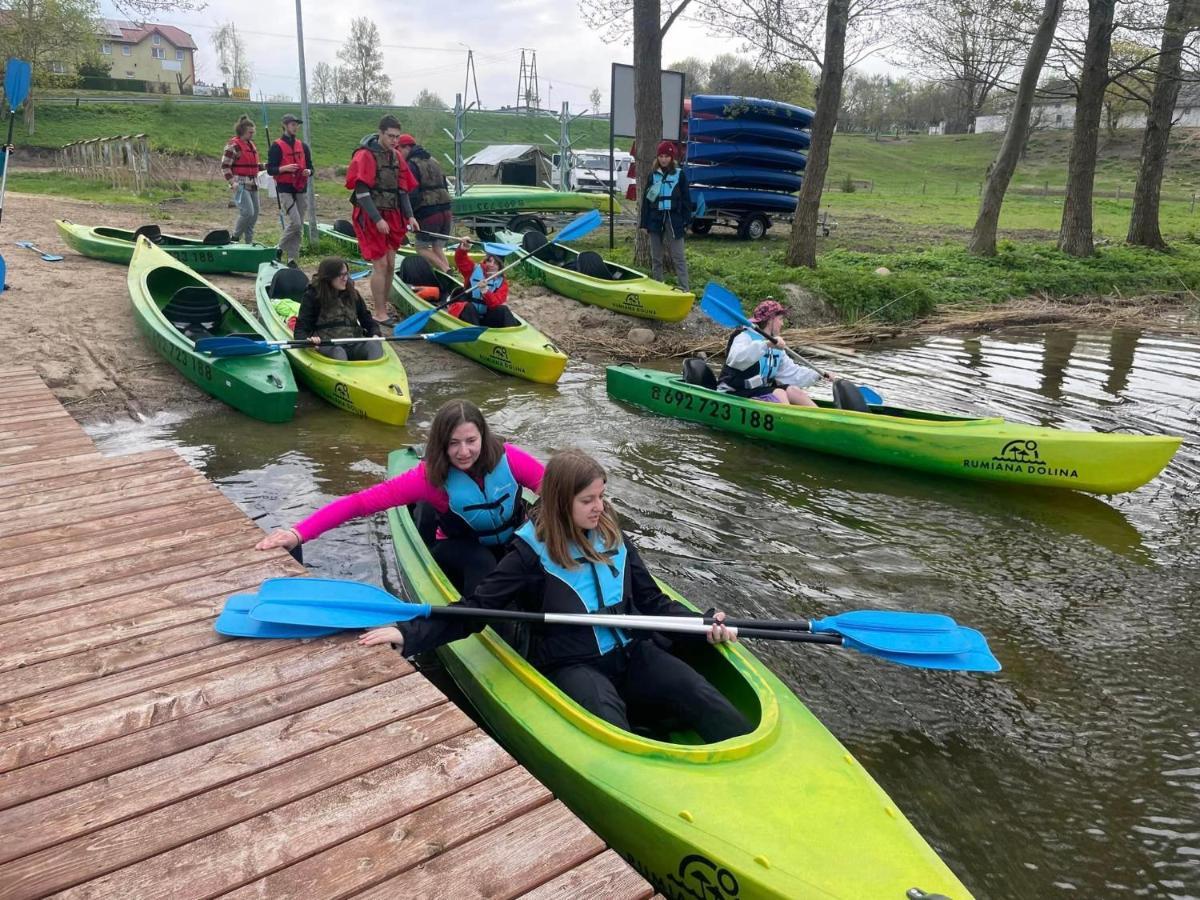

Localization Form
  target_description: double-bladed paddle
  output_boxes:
[196,326,486,357]
[0,58,31,229]
[699,282,883,405]
[215,593,340,639]
[392,209,603,336]
[14,240,63,261]
[226,577,1000,672]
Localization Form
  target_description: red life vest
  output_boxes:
[273,137,309,192]
[230,137,260,177]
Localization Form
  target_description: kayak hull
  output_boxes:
[688,117,812,148]
[686,164,805,192]
[127,239,296,422]
[493,230,695,322]
[693,187,799,214]
[452,186,620,217]
[386,447,974,900]
[690,94,816,127]
[605,365,1181,494]
[686,142,808,171]
[254,262,412,425]
[58,220,277,273]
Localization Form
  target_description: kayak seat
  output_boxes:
[399,255,445,302]
[162,286,230,339]
[682,357,718,390]
[202,229,232,246]
[832,378,871,413]
[267,265,310,301]
[522,230,565,265]
[333,218,356,237]
[133,224,163,244]
[575,251,612,281]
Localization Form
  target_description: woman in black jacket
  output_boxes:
[637,140,692,291]
[293,257,383,360]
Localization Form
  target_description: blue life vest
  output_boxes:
[515,520,631,656]
[441,453,523,546]
[718,329,784,396]
[651,170,681,212]
[468,263,504,317]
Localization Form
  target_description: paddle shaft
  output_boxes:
[0,113,14,223]
[283,331,476,348]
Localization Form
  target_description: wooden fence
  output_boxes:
[56,134,152,192]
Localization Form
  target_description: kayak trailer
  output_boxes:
[690,209,837,241]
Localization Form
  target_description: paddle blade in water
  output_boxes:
[846,627,1001,672]
[554,209,603,243]
[215,594,342,638]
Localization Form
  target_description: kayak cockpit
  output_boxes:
[146,267,252,342]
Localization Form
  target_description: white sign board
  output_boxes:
[610,63,684,140]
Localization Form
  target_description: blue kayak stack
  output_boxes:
[685,94,814,218]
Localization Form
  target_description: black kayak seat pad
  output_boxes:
[832,378,871,413]
[202,229,232,246]
[398,255,446,301]
[133,224,163,244]
[333,218,356,237]
[521,229,566,265]
[681,357,718,390]
[162,285,230,339]
[575,250,613,281]
[268,265,311,300]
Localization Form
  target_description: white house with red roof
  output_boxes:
[96,19,197,93]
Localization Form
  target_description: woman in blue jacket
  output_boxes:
[638,140,692,291]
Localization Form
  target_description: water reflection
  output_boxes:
[86,325,1200,900]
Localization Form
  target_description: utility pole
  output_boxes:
[516,49,540,111]
[444,93,470,196]
[462,46,481,110]
[294,0,318,248]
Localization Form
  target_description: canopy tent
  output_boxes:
[462,144,553,187]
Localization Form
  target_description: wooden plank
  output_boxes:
[223,767,553,900]
[0,652,406,810]
[0,435,96,465]
[0,636,369,771]
[6,707,483,899]
[0,449,167,490]
[517,851,656,900]
[0,419,92,447]
[355,800,606,900]
[0,673,446,864]
[0,454,186,509]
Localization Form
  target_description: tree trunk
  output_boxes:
[1058,0,1116,257]
[632,0,663,268]
[786,0,848,268]
[969,0,1063,256]
[1127,0,1193,249]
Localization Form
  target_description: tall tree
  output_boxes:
[667,56,710,94]
[1058,0,1117,257]
[0,0,98,132]
[788,0,849,267]
[311,61,336,104]
[337,17,391,105]
[969,0,1064,256]
[213,22,251,89]
[632,0,666,267]
[1127,0,1199,249]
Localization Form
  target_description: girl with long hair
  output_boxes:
[221,114,261,243]
[359,449,752,743]
[292,256,383,361]
[256,400,543,591]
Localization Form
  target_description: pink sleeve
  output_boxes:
[505,444,544,493]
[293,462,449,542]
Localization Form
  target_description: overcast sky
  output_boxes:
[101,0,748,111]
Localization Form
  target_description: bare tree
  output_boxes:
[1059,0,1117,257]
[632,0,666,267]
[590,86,604,114]
[969,0,1065,256]
[337,17,391,105]
[213,22,251,89]
[311,61,335,104]
[895,0,1028,133]
[1128,0,1200,249]
[413,89,448,109]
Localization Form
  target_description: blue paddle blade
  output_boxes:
[859,385,884,405]
[811,610,969,655]
[195,336,278,356]
[392,310,435,336]
[424,326,485,344]
[699,282,752,330]
[846,627,1001,672]
[4,59,31,112]
[0,253,6,293]
[554,208,603,243]
[214,594,342,639]
[482,241,518,257]
[252,578,431,628]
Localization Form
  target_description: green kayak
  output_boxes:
[386,447,974,899]
[128,238,296,422]
[494,229,695,322]
[254,262,412,426]
[388,268,568,385]
[606,364,1181,494]
[452,185,619,217]
[58,219,278,273]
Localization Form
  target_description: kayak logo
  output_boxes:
[334,383,351,402]
[624,292,644,308]
[995,439,1040,464]
[672,854,740,899]
[491,346,510,362]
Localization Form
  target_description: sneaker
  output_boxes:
[287,260,298,269]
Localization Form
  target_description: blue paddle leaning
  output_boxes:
[0,58,30,229]
[196,325,486,357]
[232,577,1000,672]
[392,208,603,336]
[699,282,884,406]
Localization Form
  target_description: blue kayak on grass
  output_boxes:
[688,117,811,148]
[686,164,803,192]
[689,94,815,127]
[685,142,808,172]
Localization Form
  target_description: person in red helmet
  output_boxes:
[717,299,834,406]
[344,115,420,325]
[638,139,692,291]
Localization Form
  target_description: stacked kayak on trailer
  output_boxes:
[605,364,1181,494]
[493,229,695,322]
[127,237,296,422]
[385,446,974,900]
[58,220,277,273]
[254,262,412,426]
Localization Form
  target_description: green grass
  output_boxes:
[5,171,228,205]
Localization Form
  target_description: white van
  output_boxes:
[564,149,633,195]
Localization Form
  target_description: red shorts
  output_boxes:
[352,206,405,261]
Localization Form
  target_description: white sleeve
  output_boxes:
[723,331,768,371]
[773,352,821,389]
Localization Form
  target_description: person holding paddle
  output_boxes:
[358,449,752,743]
[718,299,834,407]
[256,400,544,593]
[292,257,383,361]
[450,240,519,327]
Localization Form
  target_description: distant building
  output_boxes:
[974,81,1200,133]
[95,20,198,94]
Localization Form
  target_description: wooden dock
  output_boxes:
[0,367,654,899]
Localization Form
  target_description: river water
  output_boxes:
[88,326,1200,899]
